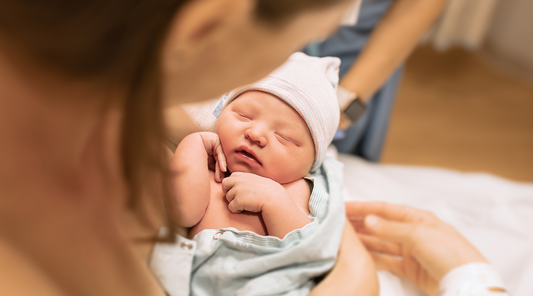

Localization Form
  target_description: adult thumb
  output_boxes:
[364,215,415,245]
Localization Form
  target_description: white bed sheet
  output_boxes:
[183,100,532,295]
[339,154,533,296]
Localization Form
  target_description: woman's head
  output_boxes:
[0,0,350,225]
[163,0,350,105]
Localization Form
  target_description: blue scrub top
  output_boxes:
[304,0,403,162]
[319,0,394,76]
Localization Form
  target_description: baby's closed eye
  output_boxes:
[275,132,301,146]
[275,133,292,143]
[236,112,250,119]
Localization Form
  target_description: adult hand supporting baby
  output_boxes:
[346,201,488,296]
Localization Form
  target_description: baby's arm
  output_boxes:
[222,173,311,239]
[263,179,311,238]
[169,132,226,228]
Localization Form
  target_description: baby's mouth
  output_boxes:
[237,150,261,165]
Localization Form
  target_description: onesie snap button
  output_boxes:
[213,231,223,240]
[180,242,193,251]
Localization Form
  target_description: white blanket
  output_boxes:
[183,101,533,295]
[339,154,533,296]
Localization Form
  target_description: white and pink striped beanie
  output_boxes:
[213,52,340,172]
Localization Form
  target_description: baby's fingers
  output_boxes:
[214,162,223,183]
[213,139,227,173]
[217,151,227,173]
[224,187,243,213]
[227,199,243,214]
[221,176,237,194]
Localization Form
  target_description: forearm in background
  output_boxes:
[341,0,447,101]
[309,220,379,296]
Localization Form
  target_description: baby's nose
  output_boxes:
[245,127,267,146]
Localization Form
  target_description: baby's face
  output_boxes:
[216,91,315,184]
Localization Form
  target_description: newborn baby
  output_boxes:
[170,52,345,296]
[173,89,316,240]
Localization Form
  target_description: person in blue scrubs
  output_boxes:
[305,0,446,161]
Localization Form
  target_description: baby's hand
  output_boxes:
[222,172,288,213]
[198,132,227,182]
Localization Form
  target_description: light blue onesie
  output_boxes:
[189,157,345,296]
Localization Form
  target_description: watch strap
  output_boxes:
[337,86,366,130]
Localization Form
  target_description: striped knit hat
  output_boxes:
[213,52,340,172]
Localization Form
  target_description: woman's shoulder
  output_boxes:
[0,237,64,295]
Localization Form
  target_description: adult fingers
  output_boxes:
[363,215,417,245]
[358,233,402,256]
[346,201,413,222]
[349,217,371,235]
[371,252,439,296]
[369,252,406,278]
[346,201,435,224]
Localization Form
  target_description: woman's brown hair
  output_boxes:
[0,0,190,239]
[0,0,346,239]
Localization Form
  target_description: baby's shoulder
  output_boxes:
[282,178,310,192]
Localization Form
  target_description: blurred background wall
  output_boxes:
[381,0,533,182]
[485,0,533,83]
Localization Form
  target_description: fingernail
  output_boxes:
[365,215,379,227]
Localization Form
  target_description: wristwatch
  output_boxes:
[337,85,366,130]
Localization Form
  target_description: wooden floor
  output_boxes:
[381,46,533,182]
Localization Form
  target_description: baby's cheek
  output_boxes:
[218,132,232,155]
[294,149,314,175]
[266,164,306,184]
